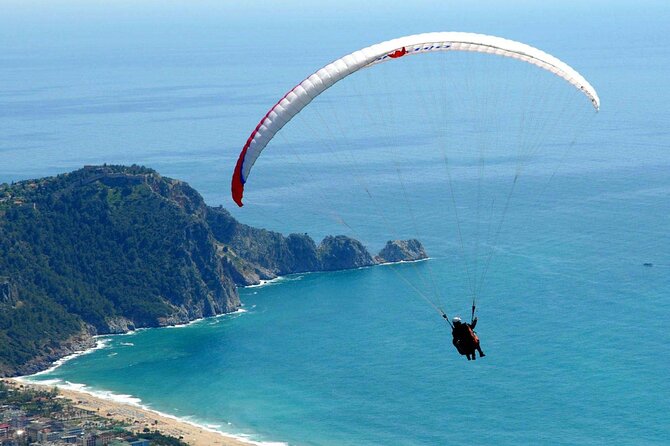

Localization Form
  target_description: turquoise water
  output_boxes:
[3,1,670,444]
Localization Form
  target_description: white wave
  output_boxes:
[164,307,249,329]
[119,342,134,346]
[376,257,430,266]
[157,412,289,446]
[120,327,148,336]
[244,274,307,289]
[244,276,285,288]
[55,381,144,406]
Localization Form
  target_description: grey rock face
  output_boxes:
[12,329,97,377]
[376,239,428,263]
[104,316,136,334]
[207,208,428,284]
[0,279,17,305]
[207,208,320,277]
[318,235,375,271]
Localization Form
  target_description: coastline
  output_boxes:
[241,256,431,290]
[10,260,429,445]
[20,308,249,377]
[6,378,282,446]
[11,307,279,446]
[25,338,112,378]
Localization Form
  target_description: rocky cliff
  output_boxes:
[376,239,427,263]
[0,278,17,306]
[208,210,382,284]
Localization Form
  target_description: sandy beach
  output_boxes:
[6,379,253,446]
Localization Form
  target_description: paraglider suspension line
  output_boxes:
[441,310,454,329]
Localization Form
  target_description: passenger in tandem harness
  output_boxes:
[443,315,486,360]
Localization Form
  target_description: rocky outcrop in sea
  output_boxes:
[376,239,427,263]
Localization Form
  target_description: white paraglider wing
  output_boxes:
[232,31,599,206]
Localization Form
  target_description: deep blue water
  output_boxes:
[4,1,669,445]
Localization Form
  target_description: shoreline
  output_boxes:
[23,308,249,378]
[10,259,429,445]
[26,338,112,378]
[7,378,282,446]
[241,256,430,290]
[12,307,279,446]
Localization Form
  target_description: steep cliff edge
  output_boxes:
[207,209,379,284]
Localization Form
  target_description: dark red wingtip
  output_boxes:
[231,179,244,207]
[231,151,246,207]
[389,47,407,59]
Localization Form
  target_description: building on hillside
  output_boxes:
[80,434,96,446]
[79,430,117,446]
[96,430,117,445]
[61,434,79,444]
[25,421,47,441]
[108,441,132,446]
[1,408,27,429]
[37,428,64,443]
[63,427,83,437]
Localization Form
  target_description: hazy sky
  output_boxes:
[1,1,666,40]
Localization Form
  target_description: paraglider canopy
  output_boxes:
[231,32,600,207]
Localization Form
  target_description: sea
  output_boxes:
[2,1,669,445]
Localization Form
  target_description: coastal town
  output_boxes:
[0,380,182,446]
[0,380,249,446]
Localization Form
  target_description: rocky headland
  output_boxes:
[0,165,426,376]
